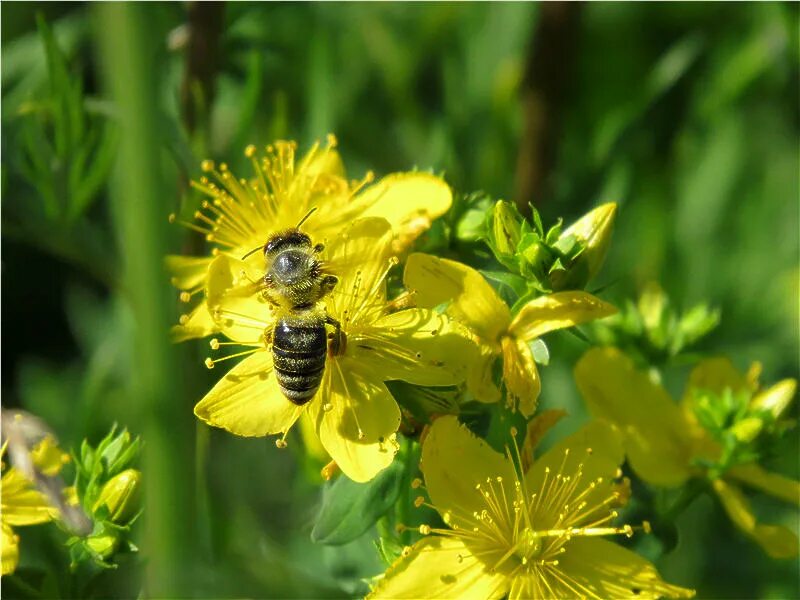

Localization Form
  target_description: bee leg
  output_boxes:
[321,274,338,297]
[326,315,345,355]
[263,327,274,348]
[313,243,325,253]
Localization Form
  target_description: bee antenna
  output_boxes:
[295,207,318,230]
[240,244,263,260]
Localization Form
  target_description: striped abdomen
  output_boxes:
[272,315,327,405]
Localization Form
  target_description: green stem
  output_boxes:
[95,4,194,597]
[661,478,707,523]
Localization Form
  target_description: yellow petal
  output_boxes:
[521,409,567,471]
[575,348,694,487]
[557,537,696,598]
[725,463,800,506]
[404,254,510,342]
[466,347,501,403]
[508,291,617,341]
[171,302,218,343]
[367,536,508,600]
[194,350,302,437]
[1,522,18,576]
[501,337,540,416]
[1,469,55,526]
[712,478,799,558]
[353,173,452,252]
[206,254,272,343]
[421,415,515,525]
[165,255,213,290]
[326,217,395,320]
[351,310,477,386]
[297,411,329,464]
[750,379,796,420]
[309,363,400,482]
[526,419,625,510]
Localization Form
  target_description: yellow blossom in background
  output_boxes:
[194,218,478,482]
[1,437,68,575]
[403,254,616,415]
[575,347,800,558]
[369,416,694,599]
[167,136,452,341]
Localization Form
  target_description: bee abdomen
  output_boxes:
[272,320,327,405]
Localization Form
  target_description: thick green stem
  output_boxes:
[95,4,193,597]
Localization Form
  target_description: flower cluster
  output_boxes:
[171,136,797,598]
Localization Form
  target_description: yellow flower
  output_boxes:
[403,254,616,415]
[575,347,800,558]
[1,437,67,576]
[368,416,694,599]
[167,135,452,341]
[194,218,478,482]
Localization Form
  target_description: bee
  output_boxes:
[243,209,341,405]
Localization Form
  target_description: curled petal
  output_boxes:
[502,337,540,416]
[750,379,797,420]
[368,536,508,600]
[352,310,478,387]
[194,351,302,437]
[165,255,213,290]
[712,478,799,558]
[310,364,400,483]
[172,303,218,343]
[206,255,272,343]
[404,254,510,342]
[557,538,695,598]
[575,348,694,487]
[421,416,516,526]
[352,173,452,252]
[508,291,617,341]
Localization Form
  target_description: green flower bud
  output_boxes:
[85,534,118,559]
[93,469,141,523]
[730,416,764,443]
[750,379,796,420]
[548,203,617,290]
[491,200,523,257]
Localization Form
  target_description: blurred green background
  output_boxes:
[1,2,798,598]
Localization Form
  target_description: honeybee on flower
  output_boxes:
[167,136,452,341]
[194,217,478,482]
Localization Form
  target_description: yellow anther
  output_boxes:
[210,339,220,350]
[201,159,214,172]
[411,478,423,489]
[204,358,214,369]
[414,496,425,508]
[275,439,288,449]
[418,524,431,535]
[179,292,191,303]
[168,213,176,223]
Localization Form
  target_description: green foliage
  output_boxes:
[592,283,721,368]
[311,459,405,546]
[68,427,141,569]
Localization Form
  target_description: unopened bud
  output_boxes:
[93,469,141,523]
[750,379,796,420]
[730,416,764,443]
[86,534,119,559]
[490,200,523,257]
[554,202,617,289]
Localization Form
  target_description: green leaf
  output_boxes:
[311,459,405,546]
